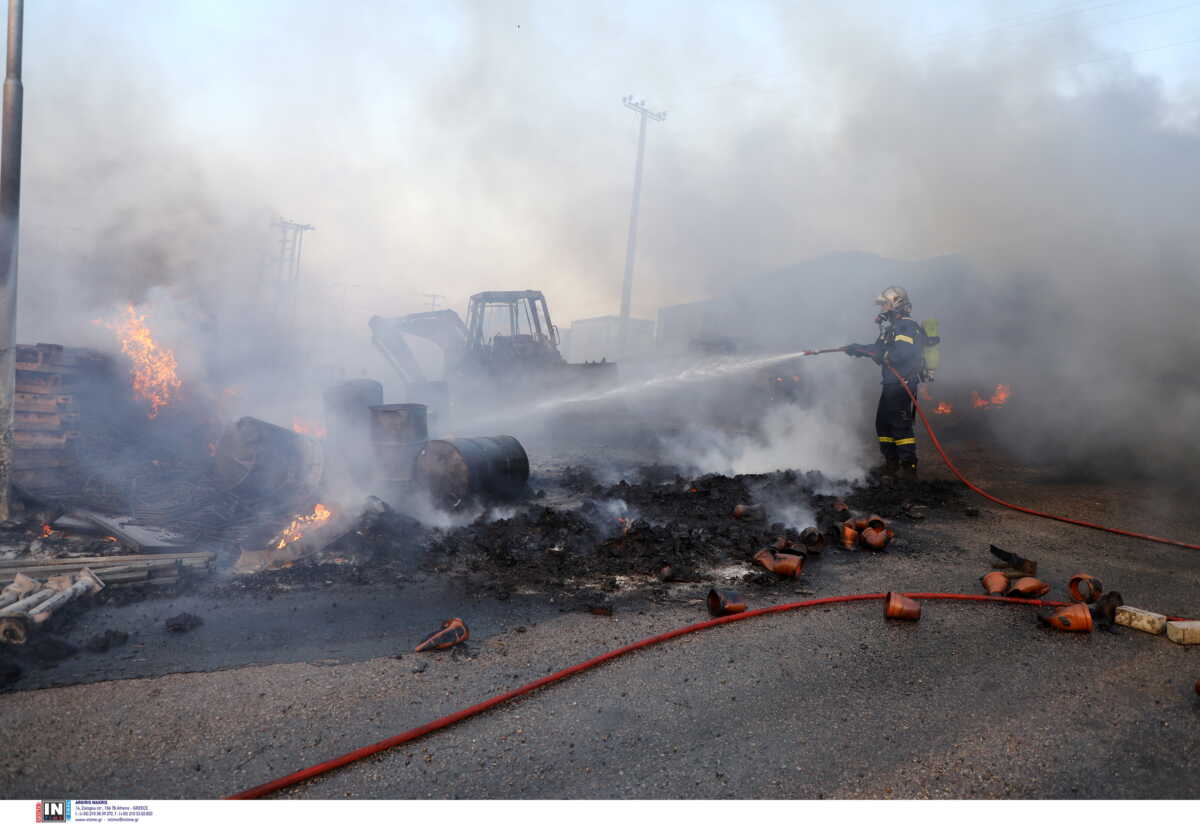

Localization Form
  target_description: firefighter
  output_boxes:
[845,286,928,482]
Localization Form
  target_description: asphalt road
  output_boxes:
[2,445,1198,799]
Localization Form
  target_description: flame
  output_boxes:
[105,305,182,419]
[972,384,1012,409]
[207,441,217,457]
[934,401,953,415]
[275,504,333,550]
[292,418,328,438]
[40,523,52,538]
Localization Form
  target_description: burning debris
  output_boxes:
[275,503,333,550]
[971,384,1011,409]
[103,305,183,419]
[291,418,328,438]
[235,502,342,574]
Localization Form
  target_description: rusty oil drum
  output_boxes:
[369,403,429,483]
[214,416,323,499]
[413,435,529,504]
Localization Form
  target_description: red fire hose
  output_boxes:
[228,591,1190,800]
[884,364,1200,550]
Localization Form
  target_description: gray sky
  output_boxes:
[6,0,1200,332]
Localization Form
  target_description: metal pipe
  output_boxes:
[0,586,52,617]
[0,0,23,521]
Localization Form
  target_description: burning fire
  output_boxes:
[972,384,1012,409]
[292,418,328,438]
[275,504,333,550]
[105,305,182,419]
[921,385,953,414]
[40,524,52,538]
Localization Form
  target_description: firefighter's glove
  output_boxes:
[845,344,870,358]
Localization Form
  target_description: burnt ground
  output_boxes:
[1,430,1198,799]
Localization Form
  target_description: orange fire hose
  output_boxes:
[884,363,1200,550]
[225,592,1191,800]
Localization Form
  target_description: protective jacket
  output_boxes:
[848,315,926,385]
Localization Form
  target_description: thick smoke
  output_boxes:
[8,2,1199,488]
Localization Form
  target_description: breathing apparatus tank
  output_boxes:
[921,319,940,378]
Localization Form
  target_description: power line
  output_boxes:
[668,0,1200,105]
[918,0,1134,45]
[1070,32,1200,65]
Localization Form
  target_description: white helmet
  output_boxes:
[874,286,911,315]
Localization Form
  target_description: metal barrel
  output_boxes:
[369,403,428,483]
[324,379,383,423]
[214,417,323,499]
[323,380,383,485]
[413,435,529,504]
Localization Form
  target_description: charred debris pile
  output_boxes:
[423,468,966,599]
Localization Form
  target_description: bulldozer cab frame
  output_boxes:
[465,291,564,369]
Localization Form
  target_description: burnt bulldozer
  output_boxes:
[370,290,616,417]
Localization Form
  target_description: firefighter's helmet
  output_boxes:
[874,286,911,315]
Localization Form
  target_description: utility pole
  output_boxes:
[619,95,665,359]
[0,0,23,521]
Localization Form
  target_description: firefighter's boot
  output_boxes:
[879,457,900,486]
